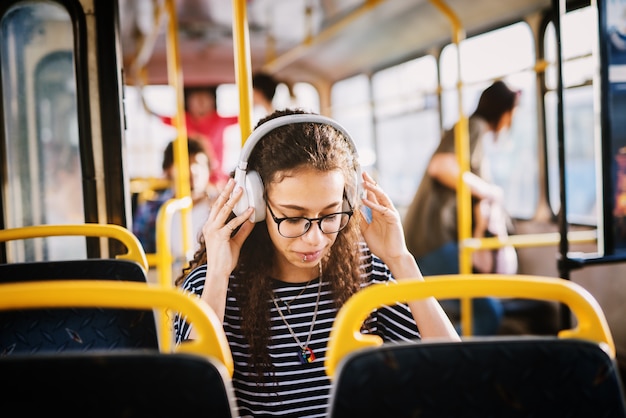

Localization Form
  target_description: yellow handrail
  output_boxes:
[0,280,234,376]
[462,229,597,250]
[325,274,615,379]
[130,177,172,205]
[0,224,148,271]
[153,196,193,352]
[428,0,474,335]
[154,196,194,287]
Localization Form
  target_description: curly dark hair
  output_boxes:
[176,108,364,380]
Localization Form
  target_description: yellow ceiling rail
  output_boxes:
[261,0,385,74]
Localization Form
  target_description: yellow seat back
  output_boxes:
[0,280,233,375]
[326,274,615,379]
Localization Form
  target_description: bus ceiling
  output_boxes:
[118,0,556,88]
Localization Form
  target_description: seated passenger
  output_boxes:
[132,137,217,260]
[173,109,459,417]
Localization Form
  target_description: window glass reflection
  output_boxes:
[1,2,85,261]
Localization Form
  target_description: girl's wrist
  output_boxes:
[387,252,422,281]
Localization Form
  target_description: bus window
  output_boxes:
[544,6,598,225]
[331,74,375,181]
[124,85,177,179]
[288,82,320,113]
[370,55,440,211]
[440,22,538,220]
[1,2,85,261]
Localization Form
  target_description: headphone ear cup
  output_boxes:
[356,169,365,201]
[233,171,265,223]
[346,168,364,209]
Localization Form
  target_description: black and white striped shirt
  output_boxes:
[174,247,421,417]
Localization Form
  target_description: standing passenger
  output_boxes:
[160,87,238,186]
[402,80,520,336]
[174,109,459,417]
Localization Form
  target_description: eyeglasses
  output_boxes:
[266,201,353,238]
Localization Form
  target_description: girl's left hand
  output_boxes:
[358,171,410,261]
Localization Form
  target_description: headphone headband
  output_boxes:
[233,113,362,223]
[236,113,359,172]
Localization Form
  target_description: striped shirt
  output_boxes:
[174,247,421,417]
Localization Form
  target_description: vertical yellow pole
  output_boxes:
[232,0,254,143]
[428,0,473,335]
[160,0,192,351]
[165,0,191,226]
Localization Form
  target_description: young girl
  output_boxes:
[174,109,459,417]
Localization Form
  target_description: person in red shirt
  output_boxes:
[161,86,238,185]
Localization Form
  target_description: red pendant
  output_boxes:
[297,347,316,364]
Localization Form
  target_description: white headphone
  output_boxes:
[232,113,363,223]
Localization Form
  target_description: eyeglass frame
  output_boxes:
[265,200,354,238]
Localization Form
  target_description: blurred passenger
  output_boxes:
[160,87,238,185]
[132,138,217,259]
[252,71,279,119]
[161,79,278,184]
[402,80,521,336]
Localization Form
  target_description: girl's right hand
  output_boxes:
[202,178,255,279]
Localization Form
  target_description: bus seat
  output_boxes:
[0,351,236,417]
[325,274,626,418]
[0,280,238,417]
[0,258,148,282]
[0,223,149,271]
[0,259,158,354]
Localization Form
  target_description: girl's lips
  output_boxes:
[299,250,321,262]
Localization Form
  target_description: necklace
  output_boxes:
[271,263,322,364]
[275,277,315,313]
